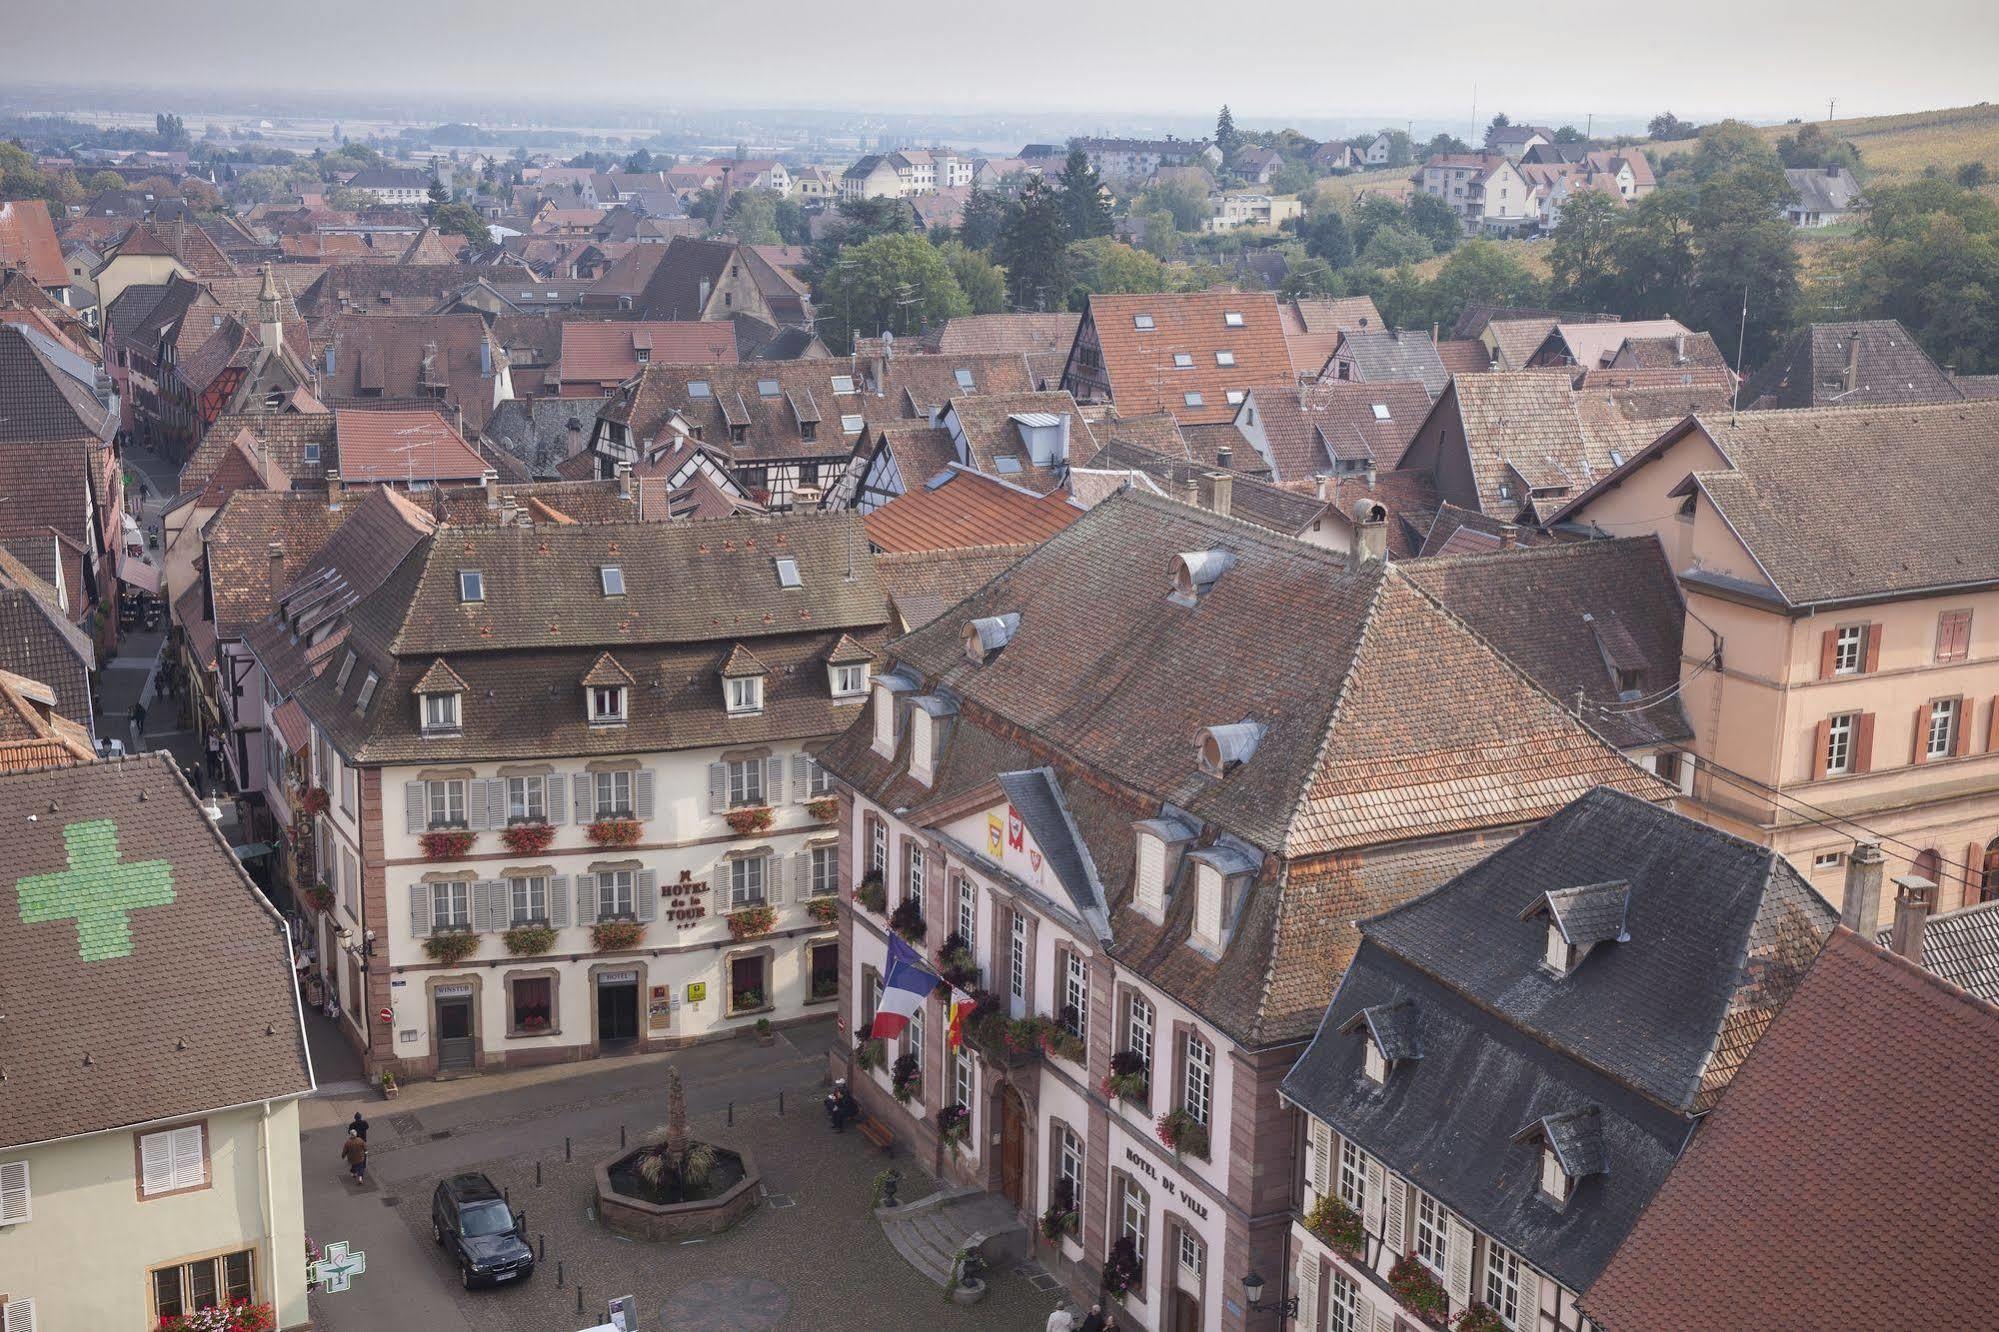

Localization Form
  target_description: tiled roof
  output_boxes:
[0,442,100,568]
[200,490,351,640]
[333,408,489,485]
[0,322,113,445]
[1403,537,1694,749]
[0,668,92,765]
[1609,331,1729,372]
[1486,317,1560,371]
[1247,379,1433,481]
[1689,401,1999,604]
[558,321,738,387]
[181,413,334,495]
[1335,329,1452,397]
[1435,339,1491,376]
[0,200,66,288]
[481,394,604,478]
[584,244,670,302]
[294,264,505,323]
[1074,291,1292,424]
[940,391,1098,493]
[934,313,1080,357]
[0,753,314,1148]
[1541,320,1692,371]
[607,360,860,464]
[1583,929,1999,1331]
[1416,502,1551,558]
[862,466,1080,553]
[1875,899,1999,1004]
[1741,319,1963,409]
[870,351,1042,422]
[1084,438,1328,538]
[874,543,1035,633]
[1319,470,1442,560]
[316,312,504,432]
[0,549,91,723]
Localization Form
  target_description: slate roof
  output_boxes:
[481,394,604,478]
[0,548,94,724]
[1333,330,1450,396]
[1584,929,1999,1332]
[0,321,114,445]
[1402,537,1693,749]
[0,200,66,288]
[297,512,889,764]
[874,543,1036,633]
[996,768,1107,937]
[1363,787,1837,1112]
[1741,319,1962,409]
[1878,898,1999,1004]
[1072,291,1292,424]
[0,753,314,1148]
[1246,380,1432,481]
[934,313,1080,357]
[1688,401,1999,604]
[861,466,1080,554]
[1783,166,1864,216]
[294,264,505,324]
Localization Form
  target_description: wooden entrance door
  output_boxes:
[436,996,474,1070]
[999,1083,1027,1207]
[1169,1288,1201,1332]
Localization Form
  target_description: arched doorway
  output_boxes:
[1982,838,1999,904]
[998,1082,1028,1209]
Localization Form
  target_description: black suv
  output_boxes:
[431,1172,535,1289]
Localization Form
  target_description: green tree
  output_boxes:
[773,196,809,245]
[1380,130,1415,168]
[1350,195,1408,254]
[1853,182,1999,372]
[1301,208,1354,268]
[1065,237,1167,305]
[1134,210,1179,259]
[1142,174,1211,232]
[154,112,190,150]
[817,232,970,351]
[623,148,654,172]
[1486,112,1512,141]
[724,190,782,245]
[1421,134,1473,160]
[940,240,1007,314]
[1407,192,1463,252]
[1057,149,1113,240]
[1776,123,1861,174]
[1415,240,1547,330]
[1685,120,1782,184]
[997,175,1071,311]
[1956,162,1990,189]
[1553,126,1587,144]
[1547,189,1624,309]
[959,183,1006,251]
[1647,112,1699,141]
[1358,224,1433,268]
[1216,106,1241,166]
[426,170,449,218]
[85,168,127,194]
[430,202,491,247]
[1609,189,1698,318]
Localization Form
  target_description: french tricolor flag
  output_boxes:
[870,933,943,1039]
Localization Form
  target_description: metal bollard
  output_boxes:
[536,1161,542,1187]
[778,1090,784,1116]
[620,1124,626,1149]
[538,1234,545,1261]
[557,1261,564,1288]
[565,1136,571,1162]
[727,1100,734,1126]
[504,1187,510,1206]
[576,1286,583,1315]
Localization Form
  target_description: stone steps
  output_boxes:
[880,1188,1028,1288]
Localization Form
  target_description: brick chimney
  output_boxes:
[1888,874,1936,962]
[267,539,285,604]
[1839,840,1886,932]
[1499,523,1520,549]
[616,461,633,502]
[325,468,344,511]
[1209,471,1233,518]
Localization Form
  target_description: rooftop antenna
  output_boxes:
[1729,282,1749,425]
[1827,97,1837,124]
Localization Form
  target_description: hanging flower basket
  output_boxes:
[888,897,927,944]
[1451,1304,1509,1332]
[294,785,330,817]
[726,904,777,940]
[591,919,646,951]
[805,897,839,925]
[1305,1194,1366,1258]
[935,933,979,987]
[586,817,642,848]
[855,870,887,915]
[1389,1257,1452,1327]
[724,805,774,835]
[503,923,556,955]
[422,930,479,964]
[303,881,336,914]
[1102,1049,1149,1102]
[807,796,839,822]
[1155,1108,1209,1161]
[937,1102,971,1155]
[420,828,475,861]
[158,1299,277,1331]
[856,1036,887,1071]
[1102,1236,1144,1303]
[889,1052,922,1103]
[500,821,555,855]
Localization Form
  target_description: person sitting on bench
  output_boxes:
[825,1079,857,1132]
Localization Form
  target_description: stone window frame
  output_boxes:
[805,938,841,1005]
[722,745,774,809]
[499,864,559,927]
[133,1119,211,1202]
[1111,1168,1152,1307]
[725,945,776,1017]
[588,858,645,921]
[505,967,562,1039]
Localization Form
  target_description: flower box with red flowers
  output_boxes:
[303,881,336,914]
[294,785,330,817]
[887,896,927,944]
[1304,1194,1366,1258]
[726,904,777,940]
[1155,1107,1210,1162]
[937,1102,971,1154]
[591,919,645,951]
[586,816,642,848]
[806,796,839,822]
[1451,1304,1510,1332]
[420,828,474,861]
[1388,1256,1452,1328]
[158,1300,276,1332]
[855,870,887,915]
[805,897,839,925]
[724,805,774,835]
[422,930,479,965]
[1102,1236,1144,1302]
[889,1052,922,1104]
[500,821,555,855]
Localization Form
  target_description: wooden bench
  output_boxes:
[855,1116,895,1152]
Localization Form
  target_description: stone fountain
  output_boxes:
[595,1066,761,1240]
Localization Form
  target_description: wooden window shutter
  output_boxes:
[1383,1175,1408,1254]
[1362,1157,1386,1235]
[1855,713,1875,773]
[708,763,728,814]
[1954,698,1974,757]
[1966,843,1985,911]
[546,774,567,824]
[1818,629,1838,679]
[1913,704,1932,765]
[548,876,570,928]
[709,863,730,920]
[792,753,811,802]
[573,776,594,825]
[765,755,785,805]
[574,873,598,925]
[466,779,491,831]
[410,883,432,938]
[471,880,495,931]
[139,1130,175,1194]
[1370,1305,1395,1332]
[405,781,426,834]
[765,856,785,907]
[1309,1120,1333,1199]
[0,1159,29,1224]
[1989,697,1999,753]
[485,780,506,830]
[1295,1251,1320,1332]
[1864,623,1882,673]
[636,869,658,920]
[3,1296,37,1332]
[634,769,656,820]
[170,1126,205,1189]
[1811,720,1830,780]
[1445,1216,1474,1305]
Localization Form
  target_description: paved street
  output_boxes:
[301,1019,1068,1332]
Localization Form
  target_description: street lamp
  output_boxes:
[1242,1270,1298,1318]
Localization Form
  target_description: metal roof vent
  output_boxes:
[1170,550,1235,606]
[1198,720,1266,776]
[964,613,1020,664]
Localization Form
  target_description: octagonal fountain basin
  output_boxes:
[595,1143,759,1241]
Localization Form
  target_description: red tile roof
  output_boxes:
[861,466,1080,553]
[0,201,65,289]
[1074,291,1293,425]
[333,408,489,485]
[1584,928,1999,1331]
[558,320,738,387]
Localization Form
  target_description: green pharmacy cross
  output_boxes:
[312,1241,366,1293]
[15,819,176,962]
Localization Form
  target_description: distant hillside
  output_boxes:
[1642,104,1999,183]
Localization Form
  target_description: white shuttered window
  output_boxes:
[139,1124,206,1196]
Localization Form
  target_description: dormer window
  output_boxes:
[355,671,379,714]
[905,696,956,787]
[600,566,625,596]
[1197,721,1265,778]
[590,686,628,724]
[963,613,1019,665]
[727,675,763,715]
[1363,1039,1388,1085]
[1540,1147,1571,1204]
[1188,842,1257,957]
[1340,999,1421,1085]
[1521,880,1631,978]
[421,691,461,735]
[1132,815,1196,926]
[459,570,484,602]
[1544,923,1577,974]
[831,661,869,699]
[774,557,801,589]
[870,671,916,757]
[1513,1107,1603,1209]
[1170,550,1234,606]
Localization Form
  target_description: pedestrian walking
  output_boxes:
[130,699,147,734]
[340,1129,368,1184]
[348,1111,369,1143]
[1078,1305,1106,1332]
[1045,1307,1076,1332]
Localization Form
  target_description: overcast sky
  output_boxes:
[6,0,1996,127]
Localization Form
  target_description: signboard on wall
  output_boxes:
[686,981,708,1003]
[987,813,1003,855]
[648,985,672,1030]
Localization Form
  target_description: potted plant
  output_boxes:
[1102,1236,1144,1304]
[1041,1014,1086,1064]
[937,1102,970,1155]
[806,796,839,822]
[889,1052,922,1103]
[733,989,765,1013]
[294,785,330,817]
[586,816,642,848]
[158,1300,277,1332]
[1304,1194,1366,1258]
[422,931,478,964]
[1388,1256,1452,1328]
[420,828,474,860]
[379,1069,398,1100]
[726,903,777,940]
[887,896,926,944]
[499,821,555,855]
[754,1016,775,1046]
[591,919,645,951]
[855,869,886,915]
[1452,1305,1509,1332]
[724,805,774,835]
[935,932,979,987]
[303,880,336,914]
[856,1036,887,1072]
[1039,1177,1080,1242]
[1155,1107,1210,1161]
[810,971,840,1001]
[516,1012,551,1035]
[502,922,556,956]
[805,896,839,925]
[1102,1049,1149,1102]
